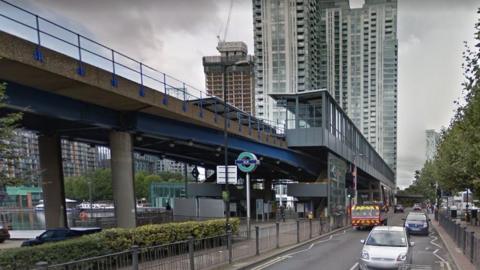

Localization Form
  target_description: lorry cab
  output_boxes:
[352,204,388,229]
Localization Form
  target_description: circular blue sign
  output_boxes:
[236,152,259,173]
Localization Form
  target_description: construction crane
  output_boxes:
[217,0,234,43]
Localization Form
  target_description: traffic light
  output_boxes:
[346,172,354,183]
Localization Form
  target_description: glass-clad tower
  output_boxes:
[253,0,398,171]
[318,0,398,171]
[252,0,321,124]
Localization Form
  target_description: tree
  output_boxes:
[134,171,183,199]
[0,82,23,188]
[64,168,184,201]
[64,169,112,201]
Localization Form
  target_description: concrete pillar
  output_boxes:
[38,135,67,228]
[26,193,33,208]
[110,131,137,228]
[263,179,274,201]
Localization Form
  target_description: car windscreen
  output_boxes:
[366,231,407,247]
[406,214,426,221]
[352,209,379,217]
[39,230,55,240]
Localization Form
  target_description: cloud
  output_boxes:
[10,0,480,190]
[396,0,478,188]
[18,0,227,84]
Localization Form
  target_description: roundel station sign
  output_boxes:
[235,152,260,173]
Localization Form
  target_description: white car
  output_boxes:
[359,226,414,269]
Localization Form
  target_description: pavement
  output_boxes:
[8,230,44,240]
[0,230,44,250]
[230,209,456,270]
[0,239,23,249]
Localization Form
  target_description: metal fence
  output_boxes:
[32,218,338,270]
[438,213,480,270]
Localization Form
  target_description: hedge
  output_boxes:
[0,218,239,269]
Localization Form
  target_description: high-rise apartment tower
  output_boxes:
[253,0,398,171]
[252,0,321,122]
[425,129,440,161]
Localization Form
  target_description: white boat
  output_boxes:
[77,202,114,210]
[34,198,77,211]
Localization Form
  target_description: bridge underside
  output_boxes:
[2,82,321,180]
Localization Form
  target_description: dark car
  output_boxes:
[21,228,101,247]
[0,225,10,243]
[413,203,422,211]
[404,213,429,236]
[394,204,404,213]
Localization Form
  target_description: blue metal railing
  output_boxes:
[0,0,285,137]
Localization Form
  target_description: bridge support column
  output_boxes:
[38,134,67,229]
[110,131,137,228]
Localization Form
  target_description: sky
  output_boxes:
[9,0,479,189]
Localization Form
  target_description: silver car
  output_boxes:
[359,226,414,269]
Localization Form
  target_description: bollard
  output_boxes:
[453,224,458,246]
[188,236,195,270]
[309,219,312,239]
[131,245,139,270]
[470,231,475,263]
[255,226,260,256]
[463,227,467,253]
[296,220,300,243]
[34,262,48,270]
[276,222,280,248]
[227,230,233,264]
[318,218,322,235]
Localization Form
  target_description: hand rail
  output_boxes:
[0,0,286,137]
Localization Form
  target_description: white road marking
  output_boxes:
[433,249,452,270]
[429,235,442,248]
[250,256,291,270]
[250,229,350,269]
[349,262,359,270]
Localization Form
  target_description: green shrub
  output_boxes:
[0,218,238,269]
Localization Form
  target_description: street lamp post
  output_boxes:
[221,57,251,231]
[466,188,470,222]
[222,62,230,230]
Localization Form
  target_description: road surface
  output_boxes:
[249,209,455,270]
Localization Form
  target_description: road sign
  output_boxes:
[216,165,238,184]
[235,152,260,173]
[191,166,199,180]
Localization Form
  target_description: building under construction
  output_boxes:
[202,41,255,114]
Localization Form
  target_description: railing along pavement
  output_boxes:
[438,212,480,270]
[33,218,339,270]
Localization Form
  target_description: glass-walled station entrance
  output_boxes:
[270,90,395,226]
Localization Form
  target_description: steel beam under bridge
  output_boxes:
[2,82,321,179]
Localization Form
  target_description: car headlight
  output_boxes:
[361,250,369,260]
[423,222,428,228]
[397,253,407,261]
